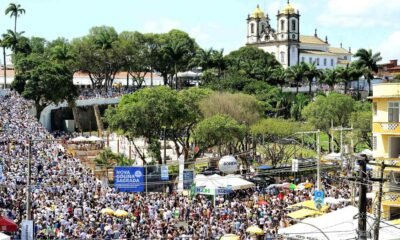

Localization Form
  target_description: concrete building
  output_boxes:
[246,1,352,69]
[371,83,400,220]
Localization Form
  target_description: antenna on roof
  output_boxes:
[287,0,290,4]
[325,36,328,43]
[340,42,343,48]
[314,28,318,37]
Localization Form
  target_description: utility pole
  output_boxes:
[26,138,32,220]
[317,130,321,190]
[357,156,368,240]
[295,130,321,190]
[163,126,167,165]
[373,161,385,240]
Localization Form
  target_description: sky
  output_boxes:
[0,0,399,62]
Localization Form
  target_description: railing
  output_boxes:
[373,122,400,133]
[383,192,400,203]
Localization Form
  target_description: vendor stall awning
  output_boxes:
[0,216,18,232]
[287,200,329,212]
[287,208,323,219]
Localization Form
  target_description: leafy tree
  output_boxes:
[394,74,400,82]
[350,101,372,150]
[190,47,214,70]
[72,26,124,90]
[211,48,226,77]
[194,115,246,156]
[354,48,382,96]
[250,118,312,166]
[199,92,262,126]
[225,46,280,81]
[119,31,151,88]
[94,148,117,180]
[21,61,77,119]
[302,93,355,150]
[2,29,23,54]
[5,3,25,33]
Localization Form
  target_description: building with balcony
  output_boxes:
[371,83,400,220]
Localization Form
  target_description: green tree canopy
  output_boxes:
[302,93,355,132]
[194,114,246,156]
[199,92,262,125]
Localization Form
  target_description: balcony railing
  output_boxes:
[383,192,400,203]
[373,122,400,133]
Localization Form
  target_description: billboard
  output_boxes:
[114,167,145,192]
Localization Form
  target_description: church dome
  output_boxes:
[281,3,296,14]
[251,5,265,18]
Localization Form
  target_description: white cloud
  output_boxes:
[377,31,400,62]
[143,18,181,33]
[318,0,400,28]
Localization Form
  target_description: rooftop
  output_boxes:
[300,35,327,45]
[329,47,351,55]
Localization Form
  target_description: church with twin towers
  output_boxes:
[246,1,352,69]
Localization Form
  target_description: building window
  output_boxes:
[250,23,254,34]
[280,51,285,63]
[388,102,400,122]
[373,136,377,150]
[281,34,284,39]
[331,59,334,66]
[301,57,305,63]
[316,58,320,66]
[373,102,377,116]
[281,20,285,31]
[309,57,312,64]
[292,34,296,40]
[344,56,348,60]
[291,19,296,31]
[323,58,327,66]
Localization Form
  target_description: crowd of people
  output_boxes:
[0,92,352,240]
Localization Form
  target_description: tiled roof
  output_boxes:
[300,35,327,45]
[329,47,351,55]
[300,50,336,56]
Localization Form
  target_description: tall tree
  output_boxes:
[287,64,306,94]
[321,68,339,92]
[303,63,322,96]
[271,67,287,89]
[225,46,280,81]
[354,48,382,96]
[290,93,309,121]
[5,3,25,33]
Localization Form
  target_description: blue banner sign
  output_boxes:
[114,167,144,192]
[161,165,169,181]
[314,190,325,210]
[183,169,194,190]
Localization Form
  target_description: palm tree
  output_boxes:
[304,62,322,96]
[211,49,226,78]
[190,47,213,70]
[50,43,75,65]
[271,67,287,89]
[94,148,117,180]
[321,69,339,92]
[5,3,26,33]
[2,29,23,53]
[287,64,306,94]
[163,41,189,89]
[350,64,365,100]
[290,93,310,121]
[337,64,353,94]
[0,38,10,89]
[354,48,382,96]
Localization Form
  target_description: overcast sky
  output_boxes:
[0,0,399,62]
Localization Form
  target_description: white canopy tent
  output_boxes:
[279,206,400,240]
[323,152,343,161]
[195,174,255,193]
[87,136,103,142]
[177,71,202,78]
[0,232,10,240]
[71,136,88,142]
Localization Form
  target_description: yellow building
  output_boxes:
[371,83,400,220]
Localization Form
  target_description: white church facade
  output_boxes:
[246,1,352,69]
